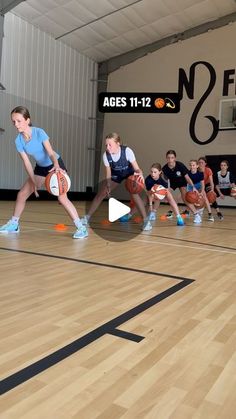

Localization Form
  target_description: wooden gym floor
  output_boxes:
[0,200,235,419]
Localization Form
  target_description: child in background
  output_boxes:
[215,160,235,197]
[162,150,201,224]
[212,160,236,219]
[145,163,184,225]
[188,159,214,222]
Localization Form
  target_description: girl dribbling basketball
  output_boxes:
[0,106,87,239]
[145,163,184,225]
[82,133,152,231]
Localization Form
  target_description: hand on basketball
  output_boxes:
[134,172,144,183]
[49,166,65,174]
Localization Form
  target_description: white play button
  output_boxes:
[108,198,131,222]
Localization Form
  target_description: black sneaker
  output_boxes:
[217,212,224,220]
[166,210,173,219]
[208,214,214,222]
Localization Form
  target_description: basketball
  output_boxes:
[195,194,205,208]
[185,191,199,204]
[45,171,71,196]
[231,186,236,197]
[154,98,165,109]
[151,184,167,200]
[206,190,217,203]
[125,175,144,194]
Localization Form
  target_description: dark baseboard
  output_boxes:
[0,190,235,208]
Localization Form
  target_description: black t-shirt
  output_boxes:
[162,161,188,189]
[145,175,168,191]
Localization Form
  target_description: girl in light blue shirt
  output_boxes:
[0,106,87,239]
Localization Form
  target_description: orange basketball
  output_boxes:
[195,194,205,208]
[125,175,144,194]
[154,98,165,109]
[151,184,167,200]
[206,190,217,203]
[45,171,71,196]
[185,191,199,204]
[231,186,236,197]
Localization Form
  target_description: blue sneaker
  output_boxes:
[119,214,132,222]
[176,215,185,226]
[73,226,88,239]
[0,220,20,233]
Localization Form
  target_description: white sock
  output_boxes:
[11,216,19,224]
[73,218,82,229]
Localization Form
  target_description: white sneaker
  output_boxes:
[81,216,89,226]
[193,213,202,224]
[142,220,152,231]
[198,208,204,217]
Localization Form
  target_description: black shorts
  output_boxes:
[216,188,231,197]
[34,157,67,177]
[205,183,211,193]
[169,180,187,191]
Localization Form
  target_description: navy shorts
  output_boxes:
[111,172,134,184]
[216,188,231,197]
[34,157,67,177]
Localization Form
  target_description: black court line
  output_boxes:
[0,246,191,281]
[91,226,236,251]
[108,328,144,342]
[0,246,194,395]
[1,280,193,395]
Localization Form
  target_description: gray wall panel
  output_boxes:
[0,13,98,192]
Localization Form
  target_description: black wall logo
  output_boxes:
[178,61,236,145]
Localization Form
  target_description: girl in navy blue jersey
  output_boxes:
[82,133,152,231]
[162,150,202,223]
[145,163,184,225]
